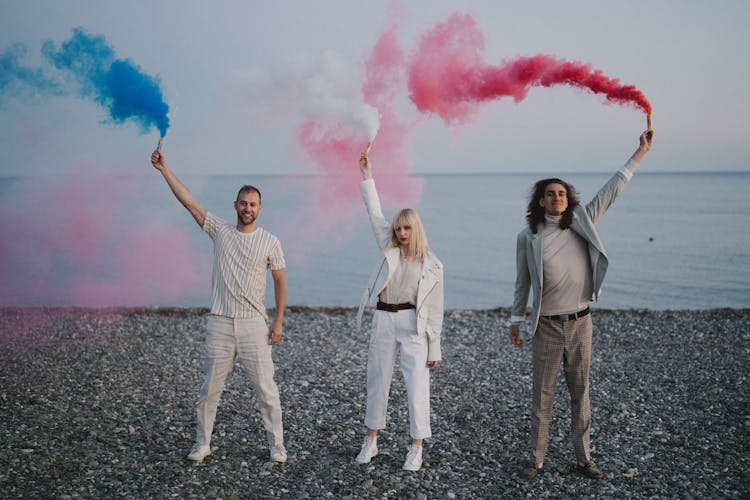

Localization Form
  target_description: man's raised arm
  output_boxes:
[151,150,207,227]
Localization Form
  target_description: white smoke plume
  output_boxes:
[236,50,380,140]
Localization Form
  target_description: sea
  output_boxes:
[2,171,749,310]
[186,171,750,311]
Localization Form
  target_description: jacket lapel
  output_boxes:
[417,258,440,310]
[531,227,543,289]
[371,247,400,300]
[571,214,606,257]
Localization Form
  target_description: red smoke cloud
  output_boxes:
[409,12,651,124]
[360,21,422,204]
[289,10,652,259]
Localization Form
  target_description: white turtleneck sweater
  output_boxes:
[539,214,593,316]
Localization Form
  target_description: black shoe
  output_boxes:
[522,463,543,479]
[576,460,604,479]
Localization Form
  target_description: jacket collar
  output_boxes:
[534,213,607,260]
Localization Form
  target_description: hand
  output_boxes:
[427,360,440,370]
[268,320,283,345]
[359,153,372,180]
[151,150,166,171]
[509,323,523,348]
[639,129,654,152]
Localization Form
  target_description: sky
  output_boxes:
[1,0,749,178]
[1,0,749,308]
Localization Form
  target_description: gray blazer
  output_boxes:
[511,168,632,335]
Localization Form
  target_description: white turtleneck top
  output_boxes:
[539,214,593,315]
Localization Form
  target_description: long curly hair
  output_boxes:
[526,178,580,233]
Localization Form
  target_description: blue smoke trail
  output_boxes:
[42,28,170,137]
[0,44,62,101]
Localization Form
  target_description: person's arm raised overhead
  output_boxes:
[151,150,207,227]
[358,153,391,250]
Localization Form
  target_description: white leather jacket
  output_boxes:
[356,179,444,361]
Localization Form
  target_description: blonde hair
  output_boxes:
[390,208,431,261]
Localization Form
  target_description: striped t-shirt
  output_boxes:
[202,212,285,320]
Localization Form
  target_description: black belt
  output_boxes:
[543,307,590,322]
[376,300,416,312]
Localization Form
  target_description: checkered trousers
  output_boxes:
[530,314,593,466]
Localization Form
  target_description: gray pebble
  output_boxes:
[0,307,748,498]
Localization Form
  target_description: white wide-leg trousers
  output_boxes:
[365,309,431,439]
[195,315,284,449]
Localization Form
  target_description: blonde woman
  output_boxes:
[354,153,444,472]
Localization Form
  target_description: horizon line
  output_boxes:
[1,169,748,179]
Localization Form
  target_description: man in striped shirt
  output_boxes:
[151,150,288,464]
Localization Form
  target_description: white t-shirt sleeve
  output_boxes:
[267,238,286,270]
[201,211,222,240]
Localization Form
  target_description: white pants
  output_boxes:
[195,315,284,449]
[365,309,432,439]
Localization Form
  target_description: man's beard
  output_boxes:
[237,213,256,226]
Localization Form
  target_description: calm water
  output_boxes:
[191,171,750,310]
[2,171,749,309]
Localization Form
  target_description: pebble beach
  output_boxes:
[1,306,748,499]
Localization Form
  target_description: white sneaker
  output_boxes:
[355,436,378,464]
[402,444,423,471]
[270,445,287,463]
[187,443,211,462]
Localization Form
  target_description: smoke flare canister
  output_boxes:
[647,114,652,131]
[156,137,164,151]
[364,141,372,157]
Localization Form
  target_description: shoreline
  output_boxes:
[2,304,749,314]
[1,308,748,498]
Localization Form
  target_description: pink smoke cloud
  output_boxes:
[0,171,208,307]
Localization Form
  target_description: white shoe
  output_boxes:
[355,436,378,464]
[270,445,287,463]
[187,443,211,462]
[402,444,423,471]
